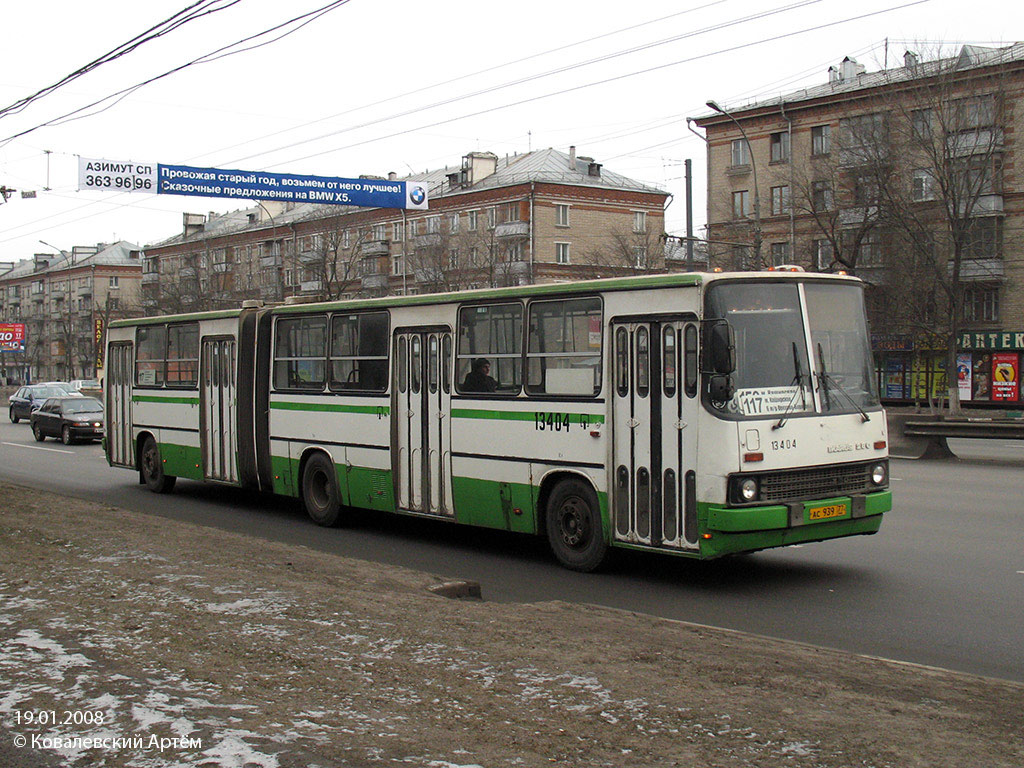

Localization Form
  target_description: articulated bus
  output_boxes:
[105,271,891,571]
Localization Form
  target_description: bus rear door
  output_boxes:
[200,336,239,483]
[106,342,134,468]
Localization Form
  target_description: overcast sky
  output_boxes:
[0,0,1020,263]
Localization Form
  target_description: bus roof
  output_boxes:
[111,270,861,326]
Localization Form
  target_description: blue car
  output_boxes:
[8,385,71,423]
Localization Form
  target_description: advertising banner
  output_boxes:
[972,353,992,400]
[991,353,1020,402]
[0,323,26,352]
[79,157,429,210]
[885,357,907,399]
[956,353,973,401]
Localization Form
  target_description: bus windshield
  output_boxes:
[705,280,878,419]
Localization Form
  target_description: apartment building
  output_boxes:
[694,44,1024,408]
[140,147,670,313]
[0,242,142,383]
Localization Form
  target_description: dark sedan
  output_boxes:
[30,397,104,444]
[8,385,73,423]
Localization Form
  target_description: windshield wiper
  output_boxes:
[816,342,869,423]
[772,341,808,431]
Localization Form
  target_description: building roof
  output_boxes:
[0,241,139,282]
[697,43,1024,120]
[150,147,667,248]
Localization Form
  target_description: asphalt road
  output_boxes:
[2,419,1022,683]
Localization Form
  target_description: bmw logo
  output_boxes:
[409,186,426,205]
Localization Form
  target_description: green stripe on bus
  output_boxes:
[133,395,200,405]
[451,408,605,424]
[271,401,390,416]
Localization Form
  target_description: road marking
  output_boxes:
[2,441,74,455]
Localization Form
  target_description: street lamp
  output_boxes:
[706,100,763,267]
[39,240,75,379]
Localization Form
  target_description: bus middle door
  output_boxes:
[611,319,699,551]
[393,328,453,516]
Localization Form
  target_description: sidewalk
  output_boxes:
[1,482,1021,768]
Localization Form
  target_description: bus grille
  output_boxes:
[759,463,873,503]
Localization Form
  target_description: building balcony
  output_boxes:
[951,258,1005,282]
[298,251,320,265]
[299,280,322,293]
[361,274,389,290]
[961,194,1003,217]
[141,297,158,309]
[358,240,390,257]
[142,272,159,285]
[947,128,1002,157]
[179,266,197,278]
[494,221,529,239]
[414,233,442,248]
[838,206,879,226]
[77,286,92,297]
[260,254,282,268]
[213,261,231,273]
[415,267,444,284]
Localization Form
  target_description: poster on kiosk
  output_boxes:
[991,353,1020,402]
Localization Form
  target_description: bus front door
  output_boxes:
[200,336,239,484]
[393,328,453,516]
[106,342,134,468]
[611,320,699,551]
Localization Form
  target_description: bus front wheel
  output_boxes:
[302,452,343,527]
[140,436,176,494]
[545,478,608,572]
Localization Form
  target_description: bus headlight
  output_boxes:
[739,478,759,502]
[870,462,888,486]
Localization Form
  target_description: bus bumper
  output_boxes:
[699,490,891,558]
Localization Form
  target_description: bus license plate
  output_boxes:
[808,503,848,521]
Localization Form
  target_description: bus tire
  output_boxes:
[302,452,343,527]
[545,478,608,572]
[140,435,176,494]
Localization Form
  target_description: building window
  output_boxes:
[963,286,999,323]
[503,201,519,223]
[730,139,750,167]
[857,231,883,267]
[950,94,995,131]
[813,239,834,270]
[555,204,570,227]
[853,174,880,206]
[392,255,404,275]
[770,185,790,216]
[448,250,459,269]
[468,247,479,266]
[632,246,649,268]
[487,207,497,230]
[811,125,831,156]
[964,217,1002,260]
[467,210,478,231]
[769,242,791,266]
[392,222,404,242]
[812,180,833,211]
[109,276,120,289]
[427,216,441,234]
[555,242,570,265]
[342,230,351,248]
[770,131,790,163]
[633,211,647,233]
[372,224,386,241]
[911,108,933,141]
[912,169,936,201]
[732,190,751,219]
[449,213,459,233]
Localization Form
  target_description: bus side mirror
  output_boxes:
[709,374,735,403]
[705,320,736,374]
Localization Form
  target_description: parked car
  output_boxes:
[8,385,74,422]
[69,379,101,393]
[30,397,104,444]
[41,381,83,396]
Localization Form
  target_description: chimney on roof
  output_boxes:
[462,151,498,185]
[183,212,206,238]
[904,50,919,70]
[388,171,397,181]
[840,56,865,82]
[569,145,576,170]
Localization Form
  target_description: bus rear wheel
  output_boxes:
[545,478,608,572]
[140,436,176,493]
[302,452,343,527]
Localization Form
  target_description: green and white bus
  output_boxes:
[105,271,891,571]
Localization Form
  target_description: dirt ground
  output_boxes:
[0,482,1021,768]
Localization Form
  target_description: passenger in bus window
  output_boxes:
[462,358,497,392]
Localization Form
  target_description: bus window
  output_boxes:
[526,297,601,396]
[442,334,452,394]
[135,325,167,386]
[397,336,408,393]
[166,323,199,388]
[428,334,439,394]
[274,316,327,391]
[411,335,422,394]
[328,312,388,392]
[684,324,698,398]
[636,326,650,398]
[663,325,677,398]
[457,303,523,394]
[615,327,628,398]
